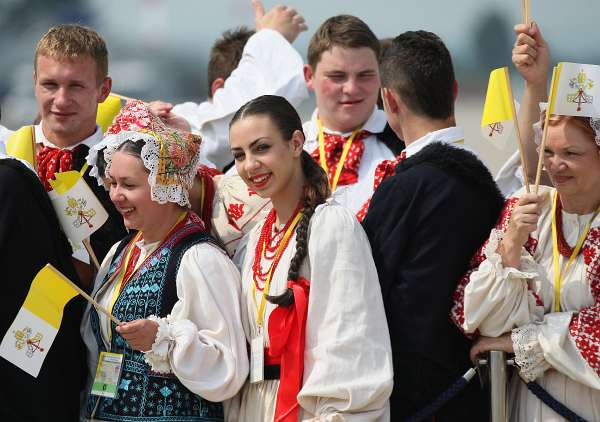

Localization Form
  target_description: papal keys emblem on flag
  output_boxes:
[567,69,594,112]
[13,327,45,358]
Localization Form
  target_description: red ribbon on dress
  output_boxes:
[310,131,370,186]
[267,276,311,422]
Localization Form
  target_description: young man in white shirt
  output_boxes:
[150,1,309,170]
[302,15,404,216]
[363,30,504,421]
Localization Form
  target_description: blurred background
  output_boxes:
[1,0,599,173]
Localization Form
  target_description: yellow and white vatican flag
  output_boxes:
[551,62,600,118]
[0,265,78,377]
[481,67,516,142]
[47,165,108,245]
[97,94,123,133]
[5,126,36,169]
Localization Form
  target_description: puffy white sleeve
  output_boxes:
[173,29,308,168]
[297,203,393,421]
[463,228,546,337]
[511,306,600,389]
[143,242,248,402]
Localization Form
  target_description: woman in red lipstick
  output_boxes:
[228,95,393,421]
[454,23,600,422]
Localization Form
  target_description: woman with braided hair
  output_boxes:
[228,95,393,421]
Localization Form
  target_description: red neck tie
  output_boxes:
[36,145,84,191]
[311,130,370,187]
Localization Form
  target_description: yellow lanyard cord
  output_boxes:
[551,192,600,312]
[317,118,362,191]
[108,211,188,317]
[252,211,303,329]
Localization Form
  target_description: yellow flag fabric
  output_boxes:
[96,95,122,133]
[22,265,78,329]
[5,126,35,167]
[547,64,562,116]
[481,67,514,126]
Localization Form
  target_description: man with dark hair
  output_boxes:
[303,15,403,217]
[151,1,309,169]
[362,30,504,420]
[206,27,255,98]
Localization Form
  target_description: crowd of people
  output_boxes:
[0,1,599,421]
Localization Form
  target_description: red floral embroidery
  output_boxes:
[247,187,257,196]
[450,196,542,333]
[227,203,245,221]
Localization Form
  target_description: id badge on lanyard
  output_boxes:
[91,351,125,398]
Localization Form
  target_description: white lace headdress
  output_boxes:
[86,100,201,207]
[533,102,600,147]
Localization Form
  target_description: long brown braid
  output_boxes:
[230,95,330,307]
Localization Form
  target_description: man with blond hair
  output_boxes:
[0,24,126,420]
[12,24,127,264]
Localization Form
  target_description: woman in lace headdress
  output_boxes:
[455,23,600,422]
[81,100,247,421]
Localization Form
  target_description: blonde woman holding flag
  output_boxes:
[459,23,600,422]
[81,101,247,421]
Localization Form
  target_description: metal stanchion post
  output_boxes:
[489,350,508,422]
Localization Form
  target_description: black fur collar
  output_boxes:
[396,142,504,204]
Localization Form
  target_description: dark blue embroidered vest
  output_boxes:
[87,215,224,421]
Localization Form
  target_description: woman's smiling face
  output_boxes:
[229,114,303,201]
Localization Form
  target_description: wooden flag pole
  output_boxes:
[505,67,531,193]
[83,238,101,271]
[111,92,148,105]
[522,0,530,25]
[48,264,122,325]
[534,66,558,193]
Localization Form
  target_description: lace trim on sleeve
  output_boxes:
[483,228,538,280]
[143,315,173,374]
[512,324,551,382]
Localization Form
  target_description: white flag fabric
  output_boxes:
[553,62,600,118]
[0,308,58,377]
[48,176,108,244]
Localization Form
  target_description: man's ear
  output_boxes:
[382,87,400,115]
[98,76,112,103]
[303,64,315,90]
[290,129,305,157]
[210,78,225,98]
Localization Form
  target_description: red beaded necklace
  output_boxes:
[252,204,302,291]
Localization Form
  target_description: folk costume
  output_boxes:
[172,29,308,169]
[6,123,127,262]
[233,200,393,421]
[454,184,600,421]
[0,157,85,421]
[363,130,505,421]
[81,102,248,421]
[195,165,271,257]
[303,108,403,216]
